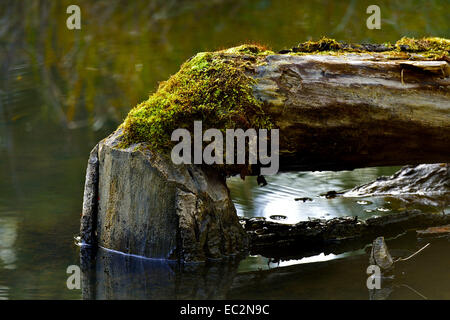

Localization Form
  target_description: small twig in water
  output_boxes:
[399,284,428,300]
[394,243,430,262]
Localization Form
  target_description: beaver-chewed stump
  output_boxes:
[81,37,450,262]
[81,130,247,261]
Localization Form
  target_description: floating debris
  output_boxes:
[417,225,450,238]
[321,190,344,199]
[270,215,288,221]
[257,175,268,187]
[295,197,313,202]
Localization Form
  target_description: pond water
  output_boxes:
[0,0,449,300]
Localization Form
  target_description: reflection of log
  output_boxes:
[242,211,450,260]
[417,224,450,237]
[229,237,450,300]
[254,53,450,171]
[80,235,450,299]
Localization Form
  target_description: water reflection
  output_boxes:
[228,167,402,223]
[80,246,244,300]
[81,246,365,300]
[237,250,364,272]
[228,167,447,224]
[81,237,450,299]
[0,285,9,300]
[0,217,18,270]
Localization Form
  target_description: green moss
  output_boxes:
[395,37,450,51]
[119,45,273,151]
[287,36,449,60]
[222,44,275,56]
[395,37,450,59]
[295,37,342,53]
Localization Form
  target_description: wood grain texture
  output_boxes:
[252,53,450,171]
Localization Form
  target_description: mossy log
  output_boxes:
[120,37,450,173]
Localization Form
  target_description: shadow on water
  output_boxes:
[80,235,450,300]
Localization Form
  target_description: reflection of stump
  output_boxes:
[80,130,247,262]
[80,246,97,300]
[80,248,243,299]
[369,237,394,271]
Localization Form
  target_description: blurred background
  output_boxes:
[0,0,448,299]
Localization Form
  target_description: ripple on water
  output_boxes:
[0,286,9,300]
[356,200,373,205]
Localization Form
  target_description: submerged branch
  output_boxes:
[241,211,450,260]
[394,243,430,262]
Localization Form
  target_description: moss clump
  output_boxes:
[294,37,342,53]
[395,37,450,59]
[285,36,449,60]
[120,44,273,151]
[395,37,450,52]
[222,44,274,56]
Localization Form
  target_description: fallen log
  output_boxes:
[344,163,450,198]
[242,163,448,261]
[120,37,450,173]
[255,51,450,171]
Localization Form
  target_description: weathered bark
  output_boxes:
[369,237,394,271]
[80,145,99,245]
[344,163,449,198]
[253,53,450,171]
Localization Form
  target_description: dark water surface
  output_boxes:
[0,0,449,299]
